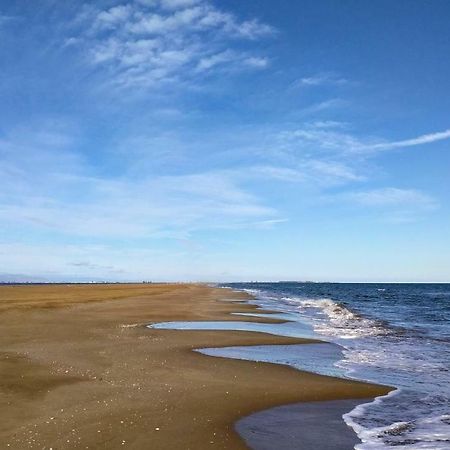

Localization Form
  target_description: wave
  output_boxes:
[346,401,450,448]
[282,296,391,339]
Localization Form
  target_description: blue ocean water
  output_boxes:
[223,283,450,449]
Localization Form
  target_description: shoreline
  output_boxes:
[0,283,392,449]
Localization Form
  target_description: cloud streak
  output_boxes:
[280,122,450,155]
[296,73,349,87]
[369,129,450,151]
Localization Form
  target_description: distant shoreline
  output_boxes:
[2,280,449,286]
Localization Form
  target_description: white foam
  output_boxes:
[283,296,389,338]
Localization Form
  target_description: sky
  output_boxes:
[0,0,449,282]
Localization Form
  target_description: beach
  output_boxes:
[0,283,391,449]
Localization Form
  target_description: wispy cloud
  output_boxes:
[68,0,274,89]
[0,172,279,239]
[299,98,347,115]
[0,14,17,27]
[280,123,450,155]
[344,187,437,209]
[303,159,364,182]
[368,129,450,151]
[296,72,349,87]
[69,261,125,274]
[195,50,269,72]
[247,161,363,186]
[338,187,438,223]
[0,122,281,240]
[305,120,349,129]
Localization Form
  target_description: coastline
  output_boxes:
[0,283,392,449]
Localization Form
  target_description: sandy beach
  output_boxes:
[0,283,392,449]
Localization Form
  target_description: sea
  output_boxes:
[216,282,450,449]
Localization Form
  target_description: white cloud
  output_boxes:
[160,0,202,10]
[0,123,280,240]
[94,5,133,30]
[368,129,450,151]
[304,160,364,182]
[337,187,438,223]
[70,0,274,88]
[196,49,235,71]
[244,56,269,68]
[296,73,349,87]
[247,162,362,185]
[306,120,349,129]
[195,51,269,72]
[283,128,364,151]
[255,122,450,193]
[0,172,278,239]
[299,98,347,115]
[280,125,450,155]
[345,188,437,209]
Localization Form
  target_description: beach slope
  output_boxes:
[0,283,391,449]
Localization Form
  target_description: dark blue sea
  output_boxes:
[219,282,450,449]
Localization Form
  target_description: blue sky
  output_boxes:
[1,0,449,282]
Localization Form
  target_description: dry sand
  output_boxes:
[0,283,392,449]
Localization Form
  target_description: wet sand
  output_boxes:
[236,399,370,450]
[0,283,392,449]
